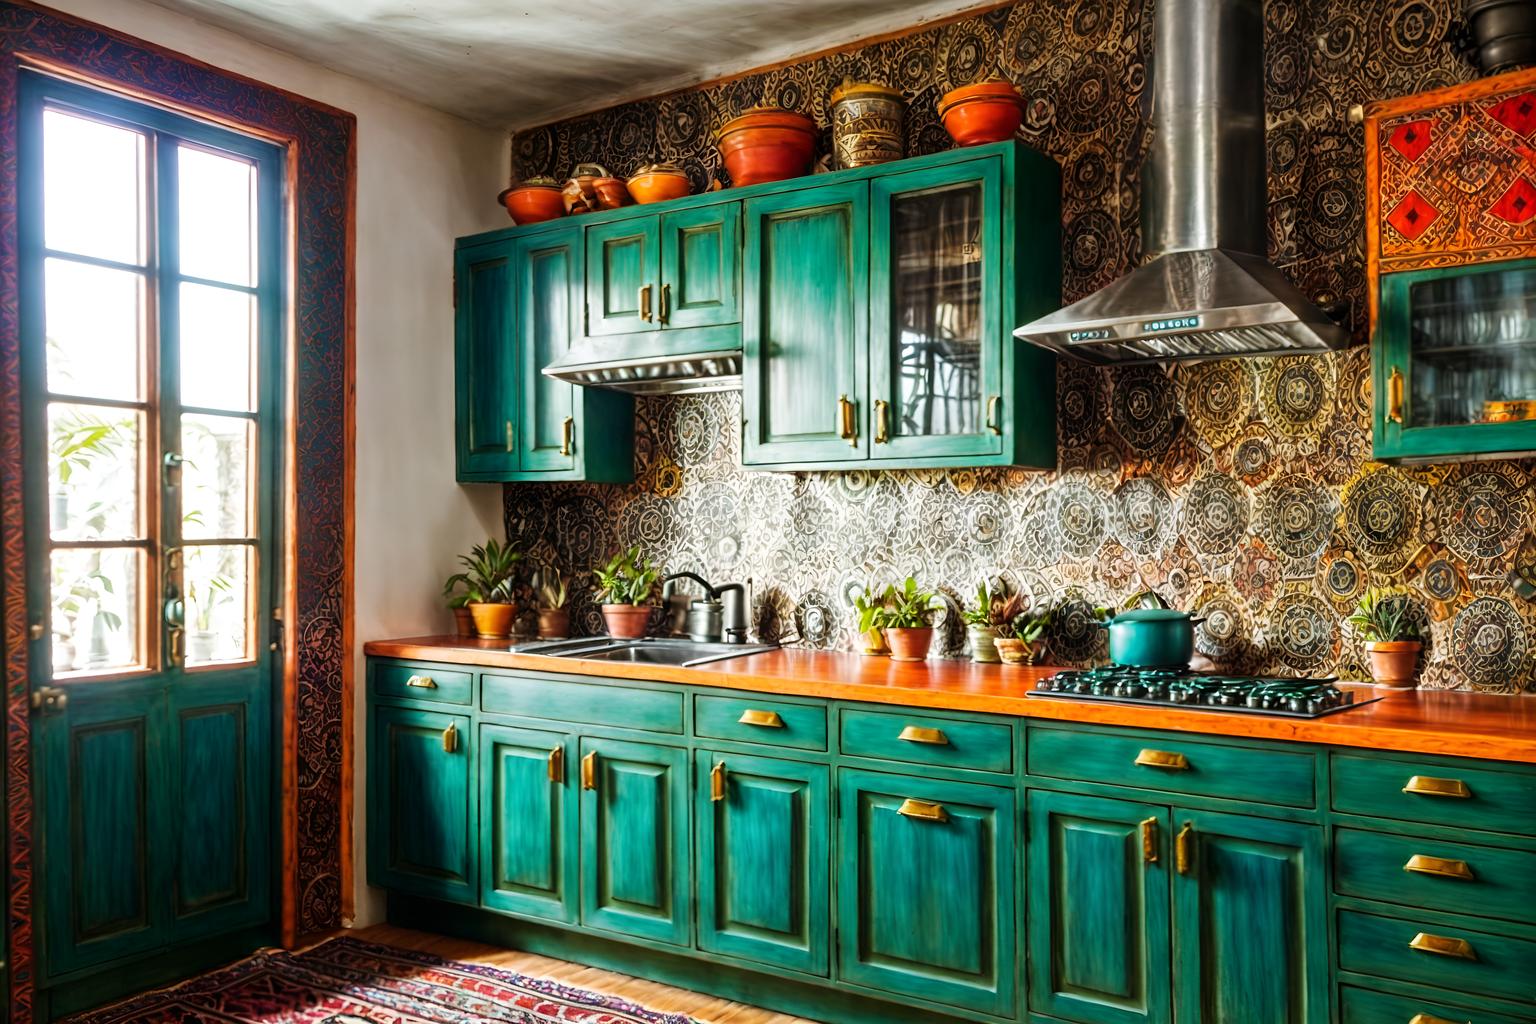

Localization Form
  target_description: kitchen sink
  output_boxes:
[510,637,778,668]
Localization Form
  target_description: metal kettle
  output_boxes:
[661,572,749,643]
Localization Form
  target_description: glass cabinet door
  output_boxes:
[869,158,1003,461]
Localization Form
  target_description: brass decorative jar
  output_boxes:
[830,79,905,169]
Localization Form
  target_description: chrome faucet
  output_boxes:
[661,572,750,644]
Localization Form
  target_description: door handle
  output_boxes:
[639,284,653,323]
[710,761,727,802]
[659,283,670,324]
[442,723,458,753]
[505,420,515,453]
[898,725,948,745]
[838,394,857,447]
[1387,366,1404,424]
[1135,749,1189,771]
[581,751,598,791]
[547,745,564,783]
[1140,816,1159,864]
[1404,854,1474,881]
[986,394,1002,435]
[405,675,436,689]
[874,399,890,444]
[1175,822,1194,875]
[737,708,784,728]
[1403,775,1471,798]
[167,625,185,666]
[1408,932,1477,960]
[560,416,574,457]
[897,798,947,822]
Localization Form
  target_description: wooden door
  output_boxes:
[586,217,661,337]
[455,239,520,479]
[659,203,741,331]
[835,768,1015,1017]
[1027,790,1172,1024]
[514,227,581,475]
[742,182,869,466]
[368,705,475,904]
[578,737,690,946]
[480,724,577,923]
[695,750,829,976]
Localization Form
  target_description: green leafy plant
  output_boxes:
[997,599,1051,642]
[533,564,568,610]
[882,576,946,630]
[593,547,660,605]
[443,538,522,606]
[962,579,1027,628]
[1347,587,1421,643]
[851,582,890,635]
[187,575,233,633]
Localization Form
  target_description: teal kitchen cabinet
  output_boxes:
[368,704,475,905]
[586,216,661,336]
[835,768,1016,1017]
[579,736,692,946]
[480,724,577,923]
[695,749,830,977]
[586,203,741,338]
[454,226,634,483]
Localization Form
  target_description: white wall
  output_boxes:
[41,0,510,927]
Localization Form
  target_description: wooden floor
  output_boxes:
[355,924,819,1024]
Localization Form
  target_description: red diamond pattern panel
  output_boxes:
[1386,189,1441,241]
[1387,119,1435,161]
[1491,177,1536,224]
[1486,92,1536,137]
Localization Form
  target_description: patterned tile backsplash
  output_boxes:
[504,0,1536,693]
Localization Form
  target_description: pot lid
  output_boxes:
[631,161,686,177]
[831,78,902,104]
[1108,608,1194,623]
[569,162,612,179]
[510,176,560,190]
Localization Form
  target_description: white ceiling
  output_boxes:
[146,0,1001,130]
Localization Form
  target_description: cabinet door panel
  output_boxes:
[661,204,741,330]
[1171,810,1325,1024]
[454,241,519,478]
[368,705,475,904]
[516,231,579,473]
[586,218,660,336]
[480,724,576,923]
[836,768,1015,1017]
[743,182,868,465]
[696,750,829,976]
[579,737,690,946]
[1028,791,1172,1024]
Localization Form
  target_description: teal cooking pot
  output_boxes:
[1099,605,1204,667]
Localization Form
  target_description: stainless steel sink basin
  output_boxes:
[510,637,777,668]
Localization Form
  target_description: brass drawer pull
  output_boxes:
[1404,854,1474,881]
[639,283,653,322]
[897,798,947,822]
[898,725,948,745]
[441,723,458,753]
[1135,749,1189,771]
[560,416,574,457]
[838,394,857,447]
[1403,775,1471,799]
[405,675,437,689]
[986,394,1002,435]
[1409,1014,1468,1024]
[737,708,784,728]
[1140,816,1158,864]
[547,746,564,784]
[710,761,727,802]
[581,751,598,791]
[874,398,890,444]
[1409,932,1477,960]
[1175,822,1194,875]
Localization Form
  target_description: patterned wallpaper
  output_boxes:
[506,0,1536,693]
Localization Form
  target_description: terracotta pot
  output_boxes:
[1366,640,1422,689]
[468,602,518,639]
[968,624,1001,664]
[717,107,817,187]
[452,606,476,638]
[993,636,1037,666]
[627,163,692,204]
[562,163,632,214]
[601,603,653,639]
[538,608,570,640]
[497,178,564,224]
[938,81,1024,146]
[859,627,889,656]
[884,626,934,663]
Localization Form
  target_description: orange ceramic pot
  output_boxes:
[884,626,934,663]
[452,606,476,638]
[938,81,1024,146]
[717,107,817,187]
[601,603,653,639]
[497,178,565,224]
[537,608,570,640]
[627,163,692,204]
[1366,640,1422,689]
[468,602,518,639]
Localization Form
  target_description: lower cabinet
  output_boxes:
[480,724,577,922]
[369,705,475,904]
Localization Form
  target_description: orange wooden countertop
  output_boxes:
[364,636,1536,765]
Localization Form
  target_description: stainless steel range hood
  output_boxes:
[543,342,741,396]
[1014,0,1350,365]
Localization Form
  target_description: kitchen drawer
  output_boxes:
[1027,725,1315,808]
[1333,753,1536,836]
[372,660,472,705]
[694,694,827,751]
[838,708,1012,774]
[1338,909,1536,1006]
[482,673,683,733]
[1336,826,1536,926]
[1341,984,1529,1024]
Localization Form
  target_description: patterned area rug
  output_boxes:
[67,937,700,1024]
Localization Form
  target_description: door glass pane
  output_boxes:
[45,258,144,401]
[183,544,250,665]
[48,403,140,541]
[1408,266,1536,428]
[889,182,984,438]
[181,413,251,539]
[43,109,145,265]
[50,547,142,676]
[180,282,255,411]
[178,145,256,287]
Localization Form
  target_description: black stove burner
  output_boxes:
[1029,666,1379,718]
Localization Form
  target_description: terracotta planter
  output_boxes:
[859,627,889,656]
[938,81,1024,146]
[884,626,934,663]
[717,107,817,187]
[468,602,518,639]
[968,624,1001,663]
[538,608,570,640]
[452,606,476,638]
[601,603,653,639]
[994,636,1036,665]
[1366,640,1422,689]
[497,179,564,224]
[562,163,631,215]
[627,163,692,204]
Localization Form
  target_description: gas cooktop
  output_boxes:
[1029,666,1380,719]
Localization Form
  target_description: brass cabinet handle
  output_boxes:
[581,751,597,791]
[1404,854,1475,881]
[986,394,1002,435]
[1403,775,1471,799]
[1135,749,1189,771]
[442,723,457,753]
[710,761,727,802]
[505,420,515,453]
[737,709,784,728]
[1175,822,1194,875]
[1409,1015,1469,1024]
[547,745,564,784]
[1388,365,1404,424]
[167,625,185,666]
[874,398,890,444]
[1409,932,1478,960]
[838,394,858,446]
[659,283,670,324]
[1140,816,1159,864]
[898,725,948,745]
[405,675,437,689]
[897,798,948,822]
[560,416,574,457]
[639,284,653,322]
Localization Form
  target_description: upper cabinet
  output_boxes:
[1366,67,1536,462]
[587,202,742,340]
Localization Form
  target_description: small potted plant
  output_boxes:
[995,603,1051,665]
[851,582,890,656]
[186,575,232,663]
[962,580,1024,664]
[593,547,660,639]
[1347,587,1422,689]
[533,564,570,640]
[442,576,476,637]
[444,538,522,639]
[881,576,946,663]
